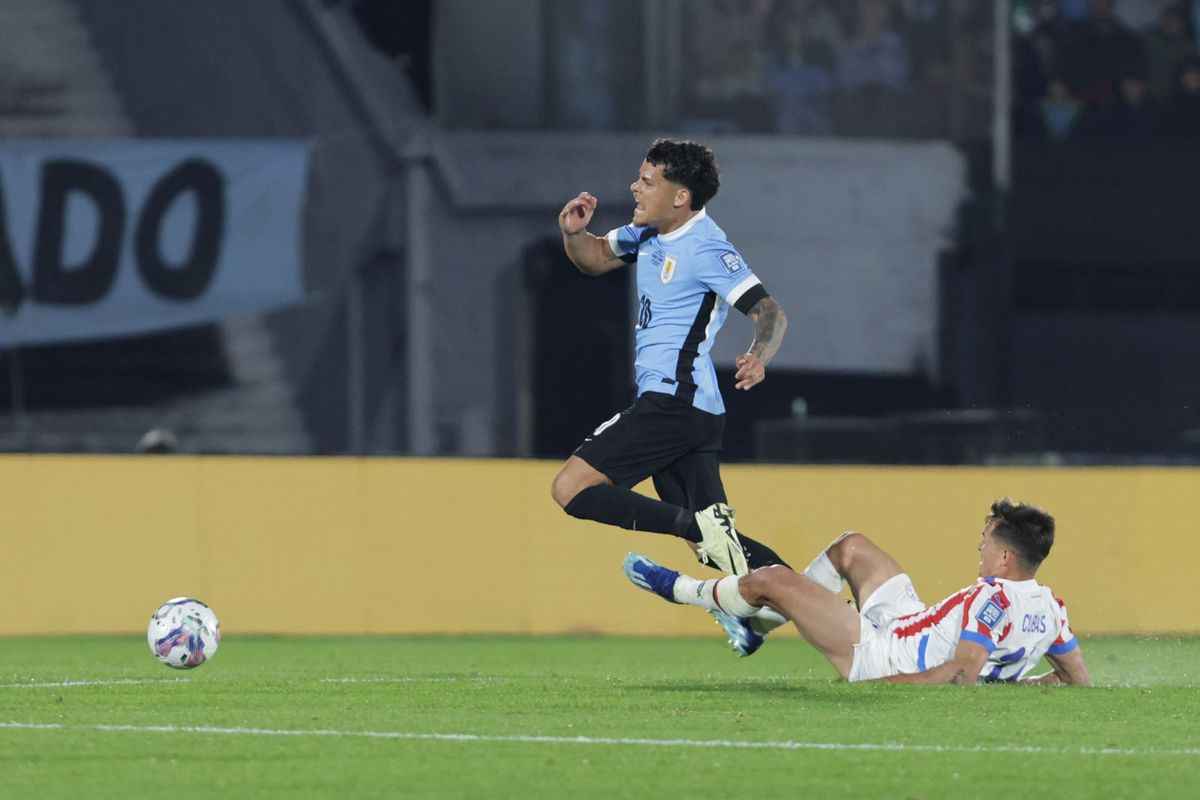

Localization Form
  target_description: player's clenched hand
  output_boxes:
[559,192,597,236]
[734,353,766,390]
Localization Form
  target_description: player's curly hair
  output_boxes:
[988,498,1055,569]
[645,139,720,210]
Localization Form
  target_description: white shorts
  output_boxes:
[847,573,924,683]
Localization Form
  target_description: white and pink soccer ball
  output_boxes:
[147,598,221,669]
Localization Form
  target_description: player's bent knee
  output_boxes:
[550,473,578,510]
[554,456,614,508]
[827,531,872,571]
[549,465,581,507]
[551,468,606,511]
[827,530,858,549]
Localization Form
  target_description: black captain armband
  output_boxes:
[733,284,769,315]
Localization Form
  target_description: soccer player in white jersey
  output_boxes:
[625,498,1092,685]
[550,139,790,578]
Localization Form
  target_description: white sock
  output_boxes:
[715,576,762,617]
[671,574,760,617]
[803,550,845,594]
[671,573,708,605]
[749,606,790,635]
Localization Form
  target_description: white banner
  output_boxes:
[0,139,307,345]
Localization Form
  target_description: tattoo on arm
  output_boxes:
[746,297,787,365]
[948,668,970,685]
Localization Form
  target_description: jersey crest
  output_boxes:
[660,255,677,284]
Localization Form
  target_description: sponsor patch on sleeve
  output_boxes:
[719,251,743,275]
[975,598,1006,630]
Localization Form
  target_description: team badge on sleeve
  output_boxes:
[720,251,744,275]
[975,598,1006,630]
[660,256,676,284]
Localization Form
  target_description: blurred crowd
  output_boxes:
[684,0,992,138]
[1013,0,1200,143]
[683,0,1200,142]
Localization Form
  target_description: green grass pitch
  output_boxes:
[2,634,1199,799]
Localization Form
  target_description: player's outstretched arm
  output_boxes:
[559,192,626,276]
[734,297,788,390]
[1023,647,1092,686]
[876,640,990,685]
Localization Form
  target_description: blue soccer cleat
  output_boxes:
[710,609,765,657]
[623,552,680,603]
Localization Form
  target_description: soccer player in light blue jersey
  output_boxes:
[550,139,790,578]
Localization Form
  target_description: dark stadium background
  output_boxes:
[2,0,1197,467]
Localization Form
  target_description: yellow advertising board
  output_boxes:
[0,456,1190,636]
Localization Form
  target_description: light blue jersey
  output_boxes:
[605,209,768,415]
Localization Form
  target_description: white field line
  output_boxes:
[321,677,496,684]
[319,675,806,684]
[0,675,799,689]
[0,678,192,689]
[1,721,1198,758]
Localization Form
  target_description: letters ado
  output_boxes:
[0,157,226,313]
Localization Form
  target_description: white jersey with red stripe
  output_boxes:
[885,577,1078,682]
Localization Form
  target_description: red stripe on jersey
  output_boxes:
[959,586,987,630]
[1052,594,1071,644]
[892,586,979,639]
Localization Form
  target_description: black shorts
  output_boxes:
[573,391,728,511]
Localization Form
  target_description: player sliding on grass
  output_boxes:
[550,138,789,579]
[625,498,1092,685]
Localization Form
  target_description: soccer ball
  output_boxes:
[147,597,221,669]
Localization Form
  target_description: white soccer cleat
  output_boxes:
[693,502,749,576]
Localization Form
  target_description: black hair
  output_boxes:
[988,498,1055,570]
[644,139,720,210]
